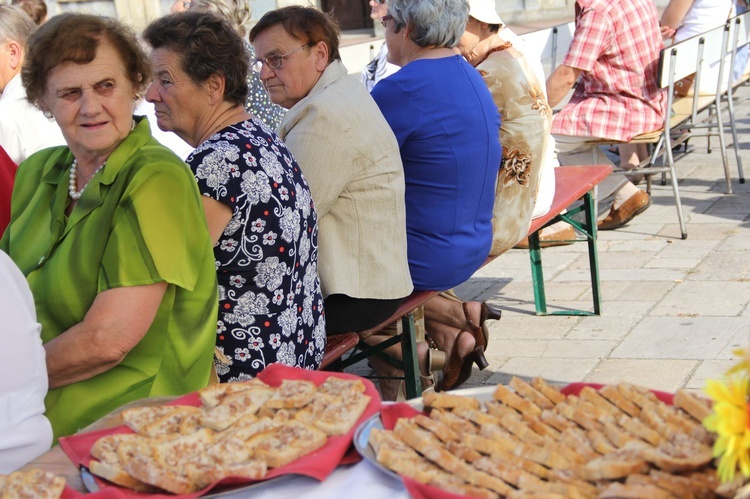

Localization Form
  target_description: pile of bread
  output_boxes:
[0,469,65,498]
[89,376,371,495]
[370,377,739,498]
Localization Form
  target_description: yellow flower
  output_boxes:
[727,348,750,377]
[704,377,750,482]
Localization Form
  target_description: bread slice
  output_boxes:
[493,385,542,417]
[246,420,327,468]
[423,390,481,410]
[599,482,674,499]
[222,417,281,442]
[184,439,266,488]
[673,389,712,423]
[530,377,566,405]
[121,405,185,434]
[0,469,66,499]
[198,378,268,408]
[265,379,317,409]
[89,434,156,492]
[201,383,275,431]
[140,406,203,437]
[121,439,198,495]
[509,377,555,410]
[295,391,370,436]
[317,376,366,396]
[599,384,641,417]
[89,460,156,493]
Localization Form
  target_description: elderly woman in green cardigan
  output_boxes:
[0,13,218,440]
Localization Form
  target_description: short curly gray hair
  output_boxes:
[189,0,252,38]
[388,0,469,49]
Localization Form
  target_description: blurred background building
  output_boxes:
[17,0,670,33]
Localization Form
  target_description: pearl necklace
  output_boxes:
[68,159,105,200]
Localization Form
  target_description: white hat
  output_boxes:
[468,0,503,25]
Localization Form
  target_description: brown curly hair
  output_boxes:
[21,13,150,105]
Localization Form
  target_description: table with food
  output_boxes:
[9,361,750,499]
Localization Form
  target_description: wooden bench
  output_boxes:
[320,164,612,397]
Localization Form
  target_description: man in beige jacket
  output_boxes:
[250,6,413,335]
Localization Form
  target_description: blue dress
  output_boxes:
[187,118,326,382]
[371,55,502,291]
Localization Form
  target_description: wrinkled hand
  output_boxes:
[660,24,676,40]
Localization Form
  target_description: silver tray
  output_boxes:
[81,466,288,498]
[353,386,497,480]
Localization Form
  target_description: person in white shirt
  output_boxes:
[0,5,64,165]
[0,250,52,473]
[661,0,734,95]
[361,0,399,91]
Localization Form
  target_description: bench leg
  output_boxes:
[529,191,603,316]
[528,232,548,315]
[582,191,603,315]
[400,313,422,399]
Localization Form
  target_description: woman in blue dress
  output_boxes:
[371,0,501,391]
[144,12,324,381]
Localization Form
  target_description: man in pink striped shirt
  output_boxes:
[547,0,667,229]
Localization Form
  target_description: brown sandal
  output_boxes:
[435,330,488,392]
[461,301,501,352]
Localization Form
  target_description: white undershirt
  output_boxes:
[0,250,52,473]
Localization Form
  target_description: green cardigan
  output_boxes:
[1,118,217,439]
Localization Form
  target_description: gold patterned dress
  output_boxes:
[476,41,553,256]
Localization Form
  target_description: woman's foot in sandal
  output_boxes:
[435,331,486,391]
[460,301,501,352]
[367,339,438,401]
[424,318,487,391]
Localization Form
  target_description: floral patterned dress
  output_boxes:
[187,118,325,382]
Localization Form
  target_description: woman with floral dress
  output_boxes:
[144,12,325,381]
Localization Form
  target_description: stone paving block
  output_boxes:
[599,268,686,282]
[567,315,641,340]
[597,224,667,241]
[654,239,718,259]
[685,251,750,281]
[535,281,595,300]
[706,194,750,215]
[544,339,618,358]
[486,314,576,340]
[594,300,657,317]
[581,280,631,302]
[484,339,550,358]
[610,280,675,303]
[685,360,737,390]
[601,239,675,253]
[657,223,744,240]
[680,211,747,226]
[584,359,696,392]
[570,251,652,270]
[643,257,700,269]
[650,281,750,316]
[611,316,741,359]
[719,232,750,251]
[717,321,750,358]
[483,357,598,385]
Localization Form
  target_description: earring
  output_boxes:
[43,111,53,119]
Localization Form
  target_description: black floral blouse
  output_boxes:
[187,118,325,382]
